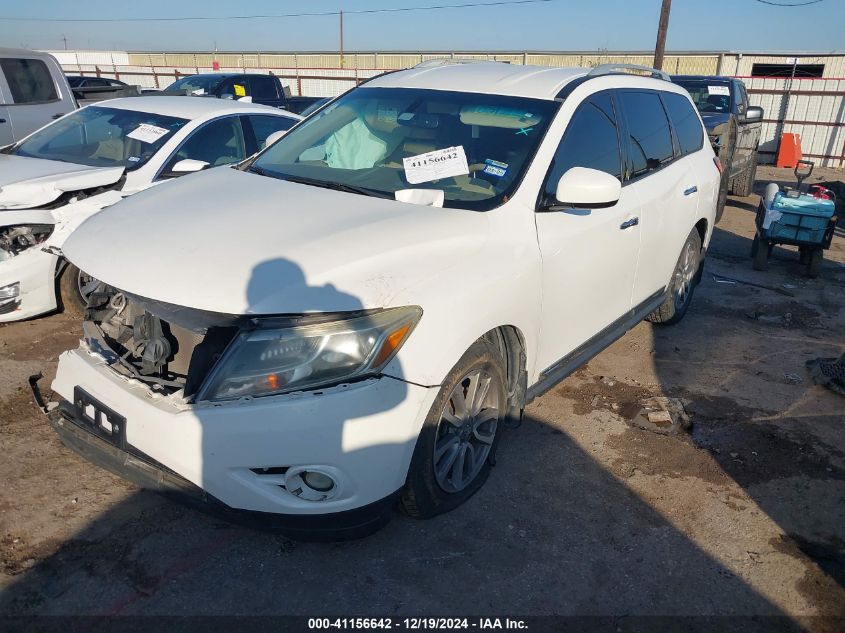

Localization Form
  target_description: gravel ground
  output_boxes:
[0,166,843,629]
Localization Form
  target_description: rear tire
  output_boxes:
[647,228,702,326]
[401,337,507,519]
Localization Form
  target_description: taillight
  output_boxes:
[713,156,723,174]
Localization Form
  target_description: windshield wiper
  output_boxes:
[281,174,393,199]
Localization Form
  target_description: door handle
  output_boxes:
[620,217,639,230]
[52,113,64,120]
[683,186,698,196]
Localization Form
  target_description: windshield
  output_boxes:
[166,75,224,95]
[14,106,188,170]
[250,87,559,210]
[674,80,732,115]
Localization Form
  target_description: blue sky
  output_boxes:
[0,0,841,52]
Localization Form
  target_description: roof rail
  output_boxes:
[413,58,504,69]
[587,63,670,82]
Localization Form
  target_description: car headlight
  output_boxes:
[198,306,422,401]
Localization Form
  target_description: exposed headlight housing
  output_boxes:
[198,306,422,401]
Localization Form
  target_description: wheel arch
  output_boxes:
[483,325,528,422]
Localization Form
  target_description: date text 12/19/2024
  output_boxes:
[308,618,528,630]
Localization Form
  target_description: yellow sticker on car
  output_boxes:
[234,84,246,97]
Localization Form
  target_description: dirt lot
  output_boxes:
[1,166,843,628]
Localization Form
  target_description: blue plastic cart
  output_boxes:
[751,161,838,278]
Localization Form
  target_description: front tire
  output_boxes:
[731,150,758,198]
[58,263,97,318]
[401,337,507,519]
[647,228,702,326]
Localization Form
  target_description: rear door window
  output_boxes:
[544,92,622,199]
[661,92,704,157]
[618,91,674,178]
[0,58,59,104]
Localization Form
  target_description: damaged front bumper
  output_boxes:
[47,400,401,540]
[47,345,438,538]
[0,247,60,322]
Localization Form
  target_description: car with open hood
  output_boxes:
[0,96,301,321]
[45,61,719,539]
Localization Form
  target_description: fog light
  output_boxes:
[303,471,335,492]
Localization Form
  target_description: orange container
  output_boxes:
[776,133,803,168]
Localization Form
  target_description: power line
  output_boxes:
[754,0,824,6]
[0,0,558,23]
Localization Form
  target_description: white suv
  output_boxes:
[46,62,718,539]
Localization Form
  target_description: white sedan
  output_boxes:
[0,96,301,321]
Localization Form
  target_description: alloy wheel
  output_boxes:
[673,241,698,312]
[433,369,500,493]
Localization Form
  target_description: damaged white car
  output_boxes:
[47,63,718,539]
[0,96,300,321]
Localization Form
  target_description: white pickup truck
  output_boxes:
[0,48,77,147]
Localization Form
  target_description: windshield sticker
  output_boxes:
[482,159,508,178]
[126,124,170,144]
[708,85,730,96]
[403,146,469,184]
[234,84,246,97]
[127,156,141,163]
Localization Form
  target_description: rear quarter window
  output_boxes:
[661,92,704,157]
[0,58,59,104]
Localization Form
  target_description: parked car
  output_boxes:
[672,75,763,221]
[66,76,129,90]
[0,96,301,322]
[163,73,324,115]
[65,75,142,104]
[0,48,76,147]
[46,62,718,539]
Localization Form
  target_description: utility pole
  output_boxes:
[339,10,345,68]
[62,34,68,50]
[653,0,671,70]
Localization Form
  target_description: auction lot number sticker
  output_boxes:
[308,618,527,630]
[403,146,470,184]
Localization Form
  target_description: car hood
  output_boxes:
[63,167,489,315]
[0,154,124,210]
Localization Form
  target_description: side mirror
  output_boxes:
[237,95,253,103]
[744,106,764,122]
[548,167,622,210]
[162,158,210,178]
[263,130,287,148]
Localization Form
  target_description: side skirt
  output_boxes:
[525,288,667,404]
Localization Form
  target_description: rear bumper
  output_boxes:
[48,401,400,540]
